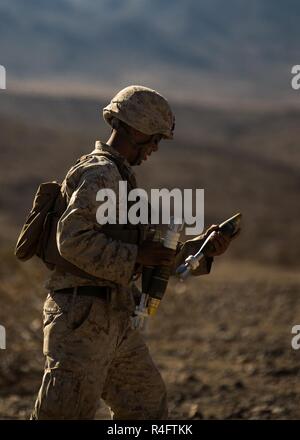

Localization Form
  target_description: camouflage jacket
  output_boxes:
[45,141,213,311]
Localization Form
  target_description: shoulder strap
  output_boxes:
[79,150,137,190]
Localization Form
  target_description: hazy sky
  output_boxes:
[1,0,299,105]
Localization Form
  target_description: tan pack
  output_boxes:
[14,180,95,278]
[14,151,144,280]
[15,181,62,265]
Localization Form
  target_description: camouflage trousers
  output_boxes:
[31,290,168,420]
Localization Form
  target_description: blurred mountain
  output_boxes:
[0,0,299,102]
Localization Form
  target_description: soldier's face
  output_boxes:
[141,140,159,161]
[131,135,160,164]
[127,127,163,165]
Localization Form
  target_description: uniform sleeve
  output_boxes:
[57,162,138,286]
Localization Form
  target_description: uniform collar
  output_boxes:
[93,140,136,180]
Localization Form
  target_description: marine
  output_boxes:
[30,85,232,420]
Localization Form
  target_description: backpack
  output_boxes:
[15,181,62,266]
[14,150,142,280]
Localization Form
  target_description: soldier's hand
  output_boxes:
[204,224,231,257]
[136,240,176,266]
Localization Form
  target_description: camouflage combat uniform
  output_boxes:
[31,140,213,420]
[31,85,215,423]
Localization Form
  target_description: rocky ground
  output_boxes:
[0,251,299,420]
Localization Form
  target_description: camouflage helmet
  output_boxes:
[103,85,175,139]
